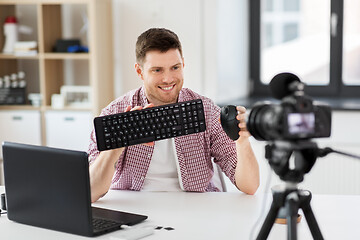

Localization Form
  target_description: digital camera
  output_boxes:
[247,73,332,141]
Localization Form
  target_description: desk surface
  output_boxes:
[0,186,360,240]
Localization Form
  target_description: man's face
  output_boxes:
[135,49,184,106]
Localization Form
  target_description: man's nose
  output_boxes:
[162,72,175,83]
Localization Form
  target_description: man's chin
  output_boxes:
[157,92,179,103]
[159,96,178,105]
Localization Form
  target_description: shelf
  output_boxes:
[0,105,91,112]
[42,53,89,60]
[0,53,88,60]
[0,105,41,111]
[44,106,92,111]
[0,1,38,5]
[0,54,39,60]
[0,0,89,4]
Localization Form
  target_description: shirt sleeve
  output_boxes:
[87,106,113,165]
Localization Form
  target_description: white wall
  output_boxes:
[111,0,249,101]
[112,0,204,97]
[216,0,250,102]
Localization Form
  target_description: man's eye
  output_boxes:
[152,69,161,73]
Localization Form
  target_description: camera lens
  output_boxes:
[247,103,283,141]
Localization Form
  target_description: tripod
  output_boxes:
[256,140,324,240]
[256,184,323,240]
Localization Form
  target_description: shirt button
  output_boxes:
[141,176,145,180]
[148,154,151,157]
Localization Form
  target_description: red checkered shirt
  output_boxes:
[88,87,238,192]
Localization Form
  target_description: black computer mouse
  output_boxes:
[220,105,240,141]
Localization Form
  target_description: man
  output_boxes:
[88,28,259,202]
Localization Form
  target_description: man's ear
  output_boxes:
[135,63,144,80]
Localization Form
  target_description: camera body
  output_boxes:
[248,95,331,141]
[247,75,332,141]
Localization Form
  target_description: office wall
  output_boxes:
[111,0,249,101]
[112,0,206,97]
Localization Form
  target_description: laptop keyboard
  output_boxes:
[92,218,122,231]
[94,99,206,151]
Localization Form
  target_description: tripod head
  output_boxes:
[265,139,360,183]
[265,140,319,183]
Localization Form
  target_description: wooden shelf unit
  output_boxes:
[0,0,114,145]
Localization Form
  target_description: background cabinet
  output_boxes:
[0,110,42,185]
[45,110,92,151]
[0,110,41,156]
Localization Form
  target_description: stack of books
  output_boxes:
[14,41,37,56]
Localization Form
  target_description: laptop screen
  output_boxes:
[2,142,93,236]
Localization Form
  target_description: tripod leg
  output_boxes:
[256,201,281,240]
[302,203,324,240]
[285,193,299,240]
[300,191,324,240]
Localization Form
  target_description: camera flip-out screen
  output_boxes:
[287,113,315,135]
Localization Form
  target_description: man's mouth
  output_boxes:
[159,85,175,91]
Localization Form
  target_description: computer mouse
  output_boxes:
[220,105,240,141]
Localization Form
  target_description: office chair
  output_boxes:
[212,163,227,192]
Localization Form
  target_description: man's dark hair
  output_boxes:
[136,28,183,65]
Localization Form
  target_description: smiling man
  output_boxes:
[88,28,259,202]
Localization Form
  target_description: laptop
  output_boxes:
[2,141,147,237]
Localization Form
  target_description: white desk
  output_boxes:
[0,186,359,240]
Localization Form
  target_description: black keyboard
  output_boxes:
[92,218,121,231]
[94,99,206,151]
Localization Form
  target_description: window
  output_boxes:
[343,0,360,86]
[284,0,300,11]
[283,23,298,42]
[250,0,360,97]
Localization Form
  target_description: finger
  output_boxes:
[236,106,246,113]
[237,121,251,139]
[236,114,246,121]
[238,127,251,137]
[130,106,143,111]
[144,103,155,109]
[238,122,247,129]
[125,105,132,112]
[143,141,155,146]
